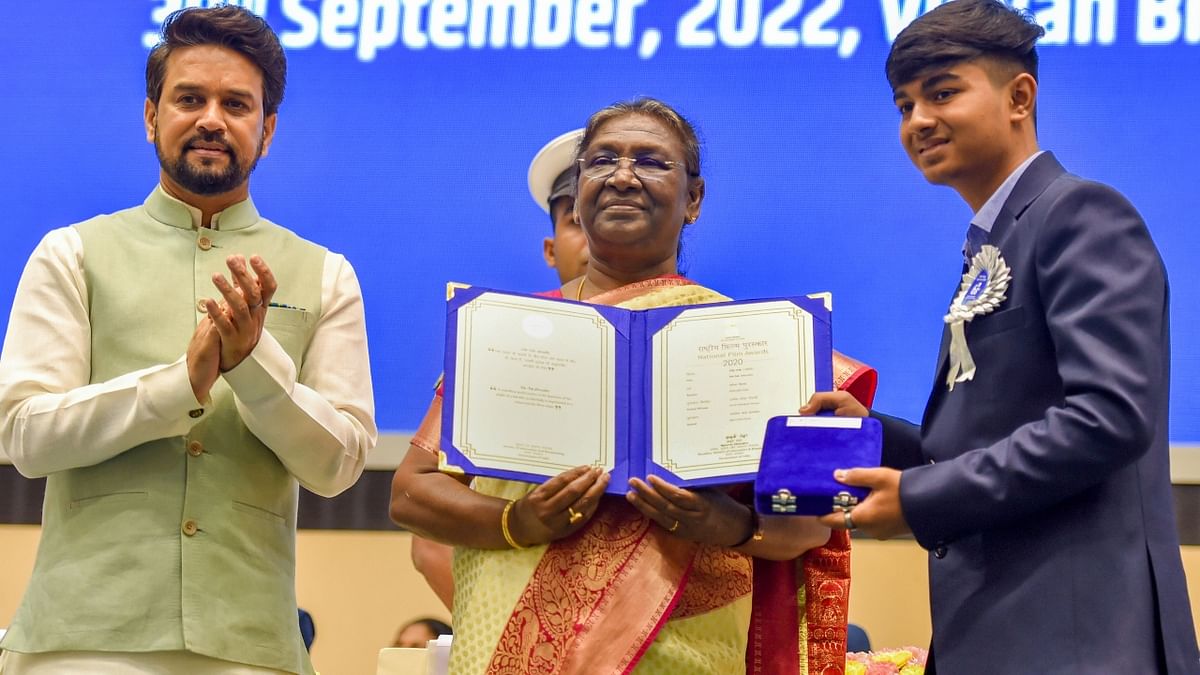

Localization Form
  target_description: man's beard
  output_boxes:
[155,129,263,196]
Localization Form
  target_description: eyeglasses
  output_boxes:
[576,154,689,182]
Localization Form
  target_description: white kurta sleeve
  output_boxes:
[222,252,377,497]
[0,229,206,478]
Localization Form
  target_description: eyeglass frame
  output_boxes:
[575,154,698,182]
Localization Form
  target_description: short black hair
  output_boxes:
[147,5,287,116]
[886,0,1044,90]
[548,195,572,232]
[409,617,452,636]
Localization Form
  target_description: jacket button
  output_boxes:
[198,236,213,251]
[182,520,199,536]
[933,545,948,559]
[188,408,204,419]
[187,440,204,457]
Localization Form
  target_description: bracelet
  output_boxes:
[501,500,527,550]
[731,507,765,548]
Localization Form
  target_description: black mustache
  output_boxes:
[185,134,231,152]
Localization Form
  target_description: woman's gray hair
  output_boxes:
[575,98,702,176]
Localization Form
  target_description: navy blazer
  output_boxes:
[877,153,1198,673]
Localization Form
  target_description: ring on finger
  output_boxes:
[668,520,680,533]
[843,510,857,531]
[567,507,583,525]
[247,300,264,310]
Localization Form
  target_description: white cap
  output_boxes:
[527,128,585,214]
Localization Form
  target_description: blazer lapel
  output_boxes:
[923,280,962,428]
[922,152,1068,421]
[987,152,1066,249]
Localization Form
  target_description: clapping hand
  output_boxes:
[186,316,221,403]
[201,254,277,372]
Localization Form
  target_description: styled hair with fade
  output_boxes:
[885,0,1044,90]
[146,5,287,116]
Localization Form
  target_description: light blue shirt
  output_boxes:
[970,150,1045,232]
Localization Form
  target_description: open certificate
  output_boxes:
[440,286,832,492]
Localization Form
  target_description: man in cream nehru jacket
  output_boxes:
[0,6,375,674]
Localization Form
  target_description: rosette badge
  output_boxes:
[943,245,1011,390]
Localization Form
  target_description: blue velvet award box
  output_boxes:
[754,415,883,516]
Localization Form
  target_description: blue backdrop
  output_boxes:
[2,0,1197,441]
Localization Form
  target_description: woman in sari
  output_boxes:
[390,98,876,675]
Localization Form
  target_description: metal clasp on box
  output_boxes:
[833,491,858,511]
[771,489,797,514]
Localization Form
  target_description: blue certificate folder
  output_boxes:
[440,285,833,494]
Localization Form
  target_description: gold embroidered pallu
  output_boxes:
[411,276,875,674]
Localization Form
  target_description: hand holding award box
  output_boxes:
[439,285,833,493]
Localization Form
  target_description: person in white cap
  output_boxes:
[408,129,589,612]
[529,129,588,285]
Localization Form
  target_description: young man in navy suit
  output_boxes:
[805,0,1199,671]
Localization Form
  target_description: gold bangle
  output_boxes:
[501,500,527,549]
